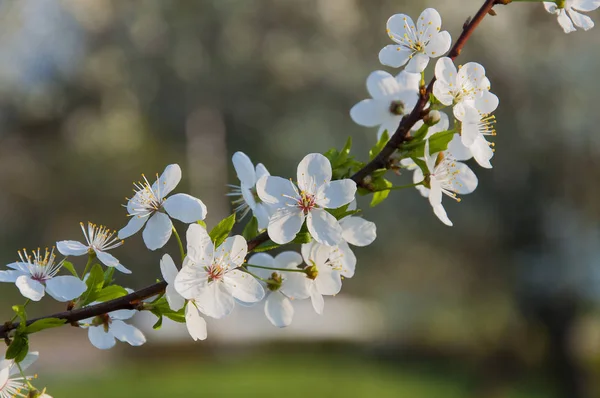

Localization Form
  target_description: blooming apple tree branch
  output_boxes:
[0,0,597,396]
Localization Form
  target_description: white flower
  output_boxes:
[57,222,130,274]
[118,164,207,251]
[79,309,146,350]
[0,352,39,398]
[432,57,498,122]
[447,118,496,169]
[379,8,452,73]
[247,252,311,328]
[416,141,478,226]
[256,153,357,246]
[160,254,207,341]
[350,71,420,140]
[0,248,86,302]
[228,152,272,230]
[174,224,265,319]
[544,0,599,33]
[300,242,343,314]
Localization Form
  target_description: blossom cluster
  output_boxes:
[0,2,598,396]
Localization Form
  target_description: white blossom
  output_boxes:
[0,352,39,398]
[544,0,599,33]
[432,57,498,122]
[228,152,272,230]
[256,153,356,246]
[160,254,207,341]
[379,8,452,73]
[80,309,146,350]
[118,164,207,251]
[350,71,420,140]
[300,242,343,314]
[174,224,265,319]
[57,222,130,274]
[0,248,86,302]
[248,252,311,328]
[334,201,377,278]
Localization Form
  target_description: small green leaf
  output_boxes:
[6,333,29,362]
[411,123,430,141]
[327,204,350,220]
[369,130,389,160]
[209,213,236,247]
[252,240,280,253]
[370,178,393,207]
[410,157,429,177]
[291,232,312,244]
[103,267,115,287]
[91,285,129,303]
[24,318,67,334]
[333,137,352,168]
[406,130,454,158]
[242,217,259,241]
[153,316,163,330]
[61,261,78,277]
[164,312,186,323]
[12,305,27,325]
[81,264,105,305]
[197,220,207,228]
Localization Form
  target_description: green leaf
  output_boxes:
[327,204,349,220]
[410,157,429,177]
[12,305,27,326]
[291,232,312,244]
[103,267,115,287]
[369,130,389,160]
[164,312,186,323]
[6,333,29,362]
[333,137,352,168]
[153,316,163,330]
[242,216,259,241]
[252,240,280,253]
[81,264,105,305]
[91,285,129,303]
[406,130,454,158]
[197,220,207,228]
[411,123,430,141]
[209,213,236,247]
[61,261,78,277]
[370,178,393,207]
[24,318,67,334]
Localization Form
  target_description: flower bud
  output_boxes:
[423,110,441,126]
[304,264,319,280]
[266,272,283,291]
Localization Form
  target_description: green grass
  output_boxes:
[45,353,554,398]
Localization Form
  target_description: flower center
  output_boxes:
[129,173,163,215]
[305,263,319,280]
[297,191,316,215]
[205,264,225,283]
[389,100,405,115]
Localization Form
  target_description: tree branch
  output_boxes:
[0,0,506,340]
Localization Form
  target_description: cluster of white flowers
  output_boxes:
[1,3,597,396]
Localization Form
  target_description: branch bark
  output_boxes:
[0,0,505,340]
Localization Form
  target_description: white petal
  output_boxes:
[280,272,311,300]
[246,253,275,280]
[425,31,451,58]
[16,352,38,373]
[109,309,136,320]
[350,99,388,127]
[232,151,257,186]
[166,284,185,311]
[307,209,343,246]
[405,53,430,73]
[56,240,89,256]
[214,235,248,268]
[274,251,303,269]
[470,136,494,169]
[155,164,181,199]
[434,57,457,85]
[303,240,331,266]
[88,326,116,350]
[544,2,558,13]
[557,9,576,32]
[452,162,479,194]
[0,270,24,283]
[256,176,299,206]
[428,179,443,207]
[163,194,207,223]
[45,276,87,302]
[567,8,594,30]
[117,216,147,240]
[265,292,294,328]
[315,266,342,296]
[419,8,442,32]
[241,184,257,210]
[573,0,600,12]
[185,303,208,341]
[255,163,270,180]
[316,179,356,209]
[0,362,9,387]
[174,266,208,300]
[267,207,305,245]
[378,45,413,68]
[110,320,146,346]
[96,250,130,274]
[474,91,499,115]
[457,62,486,94]
[387,13,415,39]
[334,242,357,278]
[224,270,265,303]
[186,223,214,267]
[447,133,473,161]
[15,275,45,301]
[432,80,454,106]
[194,281,235,319]
[297,153,332,193]
[433,204,453,226]
[142,212,173,250]
[310,285,325,315]
[254,203,272,231]
[160,254,179,284]
[366,70,400,99]
[340,216,376,246]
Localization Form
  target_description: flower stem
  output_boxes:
[241,268,269,283]
[81,252,96,280]
[10,299,31,323]
[172,226,186,263]
[245,263,306,273]
[16,361,36,390]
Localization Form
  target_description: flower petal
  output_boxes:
[246,253,275,280]
[166,284,185,311]
[255,163,270,180]
[350,99,388,127]
[256,176,299,207]
[267,207,305,245]
[142,212,173,251]
[333,242,357,278]
[224,269,265,304]
[425,31,451,58]
[232,151,257,186]
[110,309,136,320]
[15,275,45,301]
[164,194,207,223]
[315,266,342,296]
[0,270,24,283]
[316,179,356,209]
[56,240,89,256]
[214,235,248,269]
[174,265,208,300]
[310,284,325,315]
[185,223,214,268]
[265,292,294,328]
[110,320,146,346]
[297,153,332,193]
[96,250,130,274]
[378,45,413,68]
[194,281,235,319]
[117,216,147,240]
[185,302,208,341]
[474,91,499,115]
[280,272,311,300]
[254,203,272,231]
[366,70,400,99]
[405,53,430,73]
[557,9,576,33]
[567,8,594,30]
[434,57,457,85]
[274,251,303,269]
[88,326,116,350]
[154,163,181,199]
[307,209,343,246]
[45,276,87,302]
[452,162,479,194]
[470,136,494,169]
[433,204,453,226]
[160,254,179,284]
[447,134,473,161]
[387,13,415,40]
[340,216,376,247]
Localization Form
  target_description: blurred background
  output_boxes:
[0,0,599,397]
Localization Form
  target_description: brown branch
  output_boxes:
[0,0,506,340]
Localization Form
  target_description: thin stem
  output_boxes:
[9,299,31,323]
[241,268,269,283]
[172,225,185,263]
[16,361,35,390]
[245,263,306,273]
[81,252,96,280]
